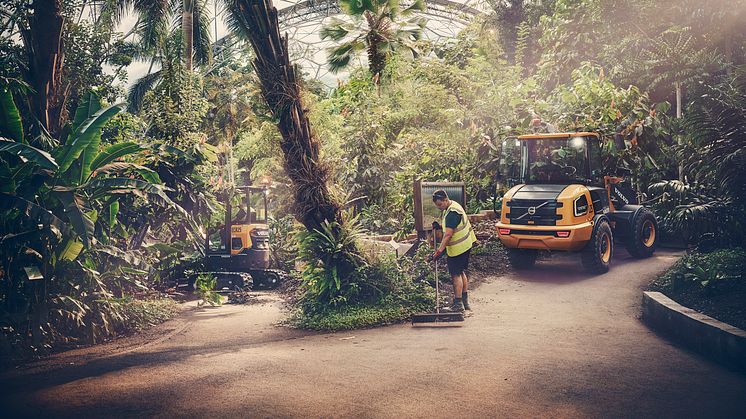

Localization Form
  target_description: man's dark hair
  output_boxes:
[432,189,449,202]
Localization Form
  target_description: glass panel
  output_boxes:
[522,137,590,184]
[588,138,603,184]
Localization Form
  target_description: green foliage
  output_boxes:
[0,87,193,355]
[654,248,746,292]
[0,87,23,142]
[142,66,209,148]
[297,213,368,311]
[292,251,435,330]
[649,247,746,330]
[649,68,746,247]
[321,0,426,76]
[194,273,222,307]
[291,301,416,331]
[269,215,300,272]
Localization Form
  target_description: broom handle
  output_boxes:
[434,231,439,314]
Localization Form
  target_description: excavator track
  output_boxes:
[249,269,285,289]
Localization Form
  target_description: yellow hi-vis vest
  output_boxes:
[441,201,477,257]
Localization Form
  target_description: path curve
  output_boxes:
[3,249,746,418]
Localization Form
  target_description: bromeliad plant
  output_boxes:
[296,213,374,313]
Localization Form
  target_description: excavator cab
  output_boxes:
[227,186,270,256]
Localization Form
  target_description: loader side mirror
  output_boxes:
[493,175,505,217]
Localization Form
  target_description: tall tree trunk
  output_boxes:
[366,34,386,80]
[676,82,684,181]
[364,11,386,80]
[227,0,342,233]
[182,0,195,71]
[23,0,66,137]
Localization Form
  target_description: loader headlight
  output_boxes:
[574,195,589,217]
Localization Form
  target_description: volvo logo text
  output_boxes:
[527,207,536,215]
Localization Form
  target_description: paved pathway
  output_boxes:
[3,249,746,418]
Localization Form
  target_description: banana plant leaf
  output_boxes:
[55,102,126,173]
[88,142,143,176]
[0,88,24,143]
[0,192,72,236]
[107,200,119,228]
[52,189,96,248]
[94,245,149,269]
[57,238,84,261]
[0,138,58,170]
[70,92,102,132]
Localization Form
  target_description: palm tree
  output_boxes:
[634,27,722,180]
[639,28,721,119]
[225,0,343,233]
[98,0,212,111]
[320,0,427,78]
[99,0,211,69]
[21,0,66,137]
[225,0,363,296]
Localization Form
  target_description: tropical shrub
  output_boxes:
[0,88,184,354]
[195,273,222,307]
[649,67,746,247]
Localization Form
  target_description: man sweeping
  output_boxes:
[432,189,477,312]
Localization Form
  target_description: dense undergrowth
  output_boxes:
[2,0,745,350]
[1,297,178,363]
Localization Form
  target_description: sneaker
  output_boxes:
[463,300,472,311]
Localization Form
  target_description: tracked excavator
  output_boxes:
[188,186,284,290]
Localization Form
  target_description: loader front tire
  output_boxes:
[507,248,538,269]
[582,220,613,274]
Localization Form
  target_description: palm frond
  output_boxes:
[320,18,353,41]
[327,41,366,74]
[401,0,425,16]
[127,70,162,113]
[133,0,171,52]
[192,0,213,66]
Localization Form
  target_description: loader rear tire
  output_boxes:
[582,220,613,274]
[624,208,658,258]
[507,248,538,269]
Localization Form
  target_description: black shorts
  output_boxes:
[446,249,471,276]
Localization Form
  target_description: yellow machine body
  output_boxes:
[229,224,267,255]
[494,131,658,273]
[496,183,595,251]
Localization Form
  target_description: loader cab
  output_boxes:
[517,132,602,186]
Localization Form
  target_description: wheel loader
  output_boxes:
[188,186,284,290]
[494,132,658,274]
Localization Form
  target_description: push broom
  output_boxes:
[411,227,465,324]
